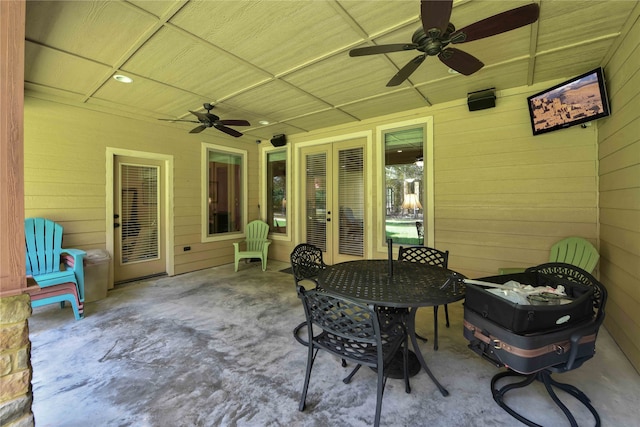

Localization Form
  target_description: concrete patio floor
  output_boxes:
[28,260,639,426]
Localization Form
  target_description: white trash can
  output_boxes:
[84,249,111,302]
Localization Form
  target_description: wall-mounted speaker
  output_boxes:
[467,88,496,111]
[270,134,287,147]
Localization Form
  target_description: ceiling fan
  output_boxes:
[158,103,251,137]
[349,0,540,86]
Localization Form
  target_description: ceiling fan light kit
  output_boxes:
[349,0,540,87]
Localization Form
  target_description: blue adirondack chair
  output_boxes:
[25,218,86,320]
[233,220,271,272]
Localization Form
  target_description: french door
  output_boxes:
[113,156,166,282]
[300,138,365,264]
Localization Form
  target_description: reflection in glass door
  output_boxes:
[337,147,363,257]
[305,152,327,252]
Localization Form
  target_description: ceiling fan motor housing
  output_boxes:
[205,114,220,123]
[413,23,455,56]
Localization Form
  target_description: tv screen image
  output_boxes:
[527,67,611,136]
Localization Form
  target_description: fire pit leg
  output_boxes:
[491,369,601,427]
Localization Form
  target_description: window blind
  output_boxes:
[120,164,159,264]
[338,147,364,257]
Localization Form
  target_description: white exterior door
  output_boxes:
[300,138,365,264]
[113,156,166,282]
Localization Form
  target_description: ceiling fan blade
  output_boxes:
[438,48,483,76]
[189,125,207,134]
[421,0,453,37]
[215,125,243,138]
[450,3,540,43]
[157,119,200,123]
[189,110,211,123]
[386,54,427,87]
[218,119,250,127]
[349,43,418,57]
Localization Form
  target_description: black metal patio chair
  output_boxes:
[398,245,450,350]
[290,243,327,347]
[296,284,409,427]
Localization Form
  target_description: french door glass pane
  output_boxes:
[384,127,424,246]
[305,153,326,251]
[338,147,364,256]
[120,164,159,264]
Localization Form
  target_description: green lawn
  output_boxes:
[385,219,422,245]
[272,216,422,244]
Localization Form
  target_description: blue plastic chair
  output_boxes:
[233,220,271,272]
[25,218,86,319]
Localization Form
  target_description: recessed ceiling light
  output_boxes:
[113,74,133,83]
[258,120,270,125]
[447,68,460,75]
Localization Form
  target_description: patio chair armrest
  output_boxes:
[61,248,86,269]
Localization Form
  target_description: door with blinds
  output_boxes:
[114,156,166,282]
[300,138,365,264]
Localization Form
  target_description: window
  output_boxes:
[120,164,159,263]
[382,126,425,246]
[266,150,287,234]
[202,144,246,238]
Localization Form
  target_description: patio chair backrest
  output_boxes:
[290,243,326,286]
[398,245,449,268]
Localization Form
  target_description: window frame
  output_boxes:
[201,143,248,242]
[376,117,434,254]
[260,142,291,241]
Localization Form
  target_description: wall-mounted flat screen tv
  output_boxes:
[527,67,611,136]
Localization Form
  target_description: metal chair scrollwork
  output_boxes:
[289,244,329,344]
[296,284,409,427]
[398,245,450,350]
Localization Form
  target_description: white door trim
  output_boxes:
[293,131,373,254]
[106,148,175,279]
[376,116,434,252]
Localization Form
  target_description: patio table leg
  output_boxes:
[408,307,449,396]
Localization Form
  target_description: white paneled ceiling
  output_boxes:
[24,0,639,142]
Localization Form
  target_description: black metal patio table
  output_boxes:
[318,259,466,396]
